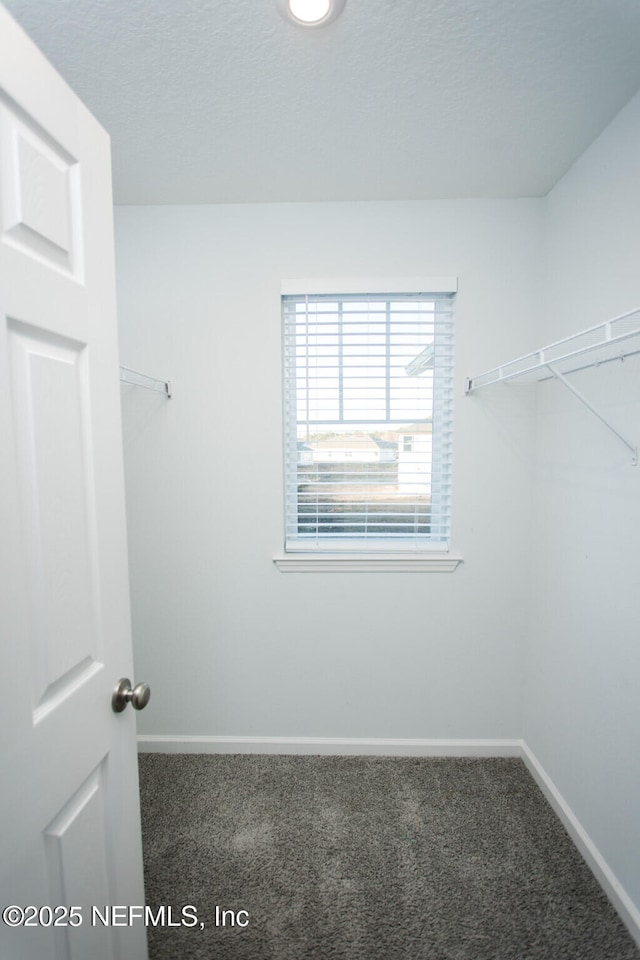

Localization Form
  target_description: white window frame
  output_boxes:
[274,278,462,572]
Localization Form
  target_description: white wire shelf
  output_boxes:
[465,307,640,465]
[465,307,640,392]
[119,366,172,398]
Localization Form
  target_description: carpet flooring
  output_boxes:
[138,754,640,960]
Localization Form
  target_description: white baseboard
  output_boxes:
[137,735,521,757]
[520,742,640,948]
[136,733,640,947]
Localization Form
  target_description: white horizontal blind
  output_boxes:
[283,291,455,550]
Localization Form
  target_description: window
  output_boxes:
[281,280,456,557]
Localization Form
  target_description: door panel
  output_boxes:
[0,6,148,958]
[0,98,80,276]
[44,762,114,960]
[8,320,100,716]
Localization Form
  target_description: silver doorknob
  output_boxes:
[112,677,151,713]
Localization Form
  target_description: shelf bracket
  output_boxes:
[119,366,172,398]
[545,363,637,466]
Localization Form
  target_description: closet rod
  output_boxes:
[536,345,640,382]
[119,366,172,398]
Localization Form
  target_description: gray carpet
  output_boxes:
[138,754,640,960]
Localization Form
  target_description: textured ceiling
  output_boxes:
[4,0,640,205]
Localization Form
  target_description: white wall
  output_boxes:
[525,90,640,915]
[115,199,541,742]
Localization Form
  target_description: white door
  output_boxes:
[0,6,148,959]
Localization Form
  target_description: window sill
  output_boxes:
[273,553,463,573]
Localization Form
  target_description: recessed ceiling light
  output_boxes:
[276,0,346,28]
